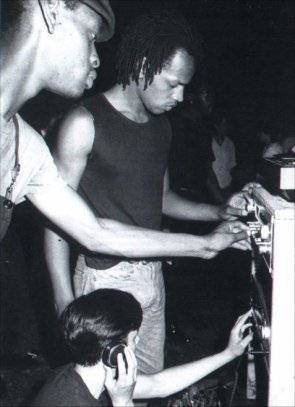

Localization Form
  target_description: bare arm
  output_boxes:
[43,106,97,312]
[162,169,252,221]
[163,170,254,222]
[162,169,222,221]
[40,108,250,314]
[134,311,253,399]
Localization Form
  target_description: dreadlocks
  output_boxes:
[116,11,203,90]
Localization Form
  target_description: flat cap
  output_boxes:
[79,0,115,42]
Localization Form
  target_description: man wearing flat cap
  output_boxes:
[1,0,117,244]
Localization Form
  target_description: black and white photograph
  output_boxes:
[1,0,294,406]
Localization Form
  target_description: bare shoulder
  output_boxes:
[56,106,95,157]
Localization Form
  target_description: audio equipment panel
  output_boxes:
[247,186,294,406]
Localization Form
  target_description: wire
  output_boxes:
[228,356,243,407]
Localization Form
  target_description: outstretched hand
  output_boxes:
[104,346,137,406]
[205,220,251,258]
[226,310,253,358]
[219,183,260,220]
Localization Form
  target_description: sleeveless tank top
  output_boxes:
[79,94,172,269]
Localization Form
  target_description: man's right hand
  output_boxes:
[204,220,251,259]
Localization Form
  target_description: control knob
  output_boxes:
[260,224,270,240]
[261,325,271,340]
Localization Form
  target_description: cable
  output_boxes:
[228,356,243,407]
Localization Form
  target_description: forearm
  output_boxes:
[44,227,74,314]
[30,186,218,260]
[94,218,216,259]
[135,349,235,399]
[162,190,221,222]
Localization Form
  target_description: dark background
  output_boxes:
[22,0,295,145]
[2,1,294,404]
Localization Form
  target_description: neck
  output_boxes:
[104,84,151,123]
[0,31,43,123]
[74,363,106,400]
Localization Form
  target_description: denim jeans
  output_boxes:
[74,255,165,374]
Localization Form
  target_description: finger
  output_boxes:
[124,347,137,376]
[117,353,126,380]
[231,240,251,251]
[229,220,249,231]
[230,230,249,243]
[235,310,252,327]
[242,182,261,193]
[125,347,138,381]
[127,346,138,369]
[226,206,247,217]
[241,323,252,334]
[231,242,249,251]
[241,333,253,348]
[240,190,252,203]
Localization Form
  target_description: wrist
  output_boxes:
[216,205,224,220]
[193,235,215,259]
[111,397,134,406]
[222,347,237,362]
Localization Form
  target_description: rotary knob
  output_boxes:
[260,225,270,240]
[257,242,271,254]
[246,202,255,212]
[261,325,271,340]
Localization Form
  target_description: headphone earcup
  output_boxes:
[101,343,126,368]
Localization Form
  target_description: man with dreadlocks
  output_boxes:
[45,11,253,375]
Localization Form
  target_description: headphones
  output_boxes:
[101,343,127,368]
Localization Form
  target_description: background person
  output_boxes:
[211,111,237,200]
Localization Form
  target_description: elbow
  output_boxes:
[77,225,102,253]
[82,229,106,253]
[83,237,97,253]
[79,222,122,256]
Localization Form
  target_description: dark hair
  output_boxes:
[60,289,143,367]
[116,10,203,90]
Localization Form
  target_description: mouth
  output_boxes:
[85,70,97,89]
[165,104,177,111]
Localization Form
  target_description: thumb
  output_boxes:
[241,333,253,349]
[227,206,247,217]
[231,230,248,243]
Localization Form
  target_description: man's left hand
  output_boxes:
[219,183,259,220]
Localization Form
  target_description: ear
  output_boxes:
[38,0,62,34]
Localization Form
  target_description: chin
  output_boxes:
[64,86,84,99]
[49,86,82,100]
[150,106,165,115]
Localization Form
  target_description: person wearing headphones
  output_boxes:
[32,289,253,406]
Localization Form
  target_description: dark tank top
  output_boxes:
[79,94,172,269]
